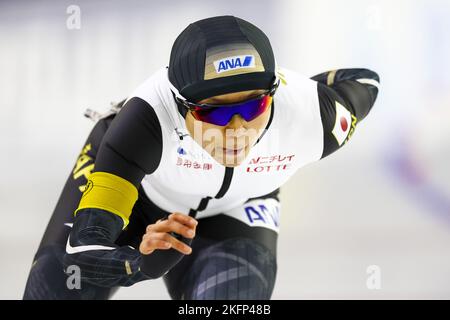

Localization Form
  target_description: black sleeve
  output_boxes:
[313,68,380,159]
[63,208,150,287]
[63,97,165,287]
[94,97,163,187]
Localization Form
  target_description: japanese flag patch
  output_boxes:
[332,101,352,146]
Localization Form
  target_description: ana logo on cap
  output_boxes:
[213,55,255,73]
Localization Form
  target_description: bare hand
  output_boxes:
[139,212,197,255]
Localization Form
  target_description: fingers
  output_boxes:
[140,212,197,255]
[149,220,195,238]
[169,212,198,228]
[140,232,192,255]
[139,237,172,255]
[147,213,197,239]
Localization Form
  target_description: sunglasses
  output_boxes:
[171,78,279,126]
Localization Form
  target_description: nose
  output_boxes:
[225,113,246,130]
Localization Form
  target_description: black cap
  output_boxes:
[168,15,276,102]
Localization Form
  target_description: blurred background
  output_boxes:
[1,0,449,299]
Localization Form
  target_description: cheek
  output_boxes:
[247,105,272,130]
[186,113,225,147]
[202,123,225,145]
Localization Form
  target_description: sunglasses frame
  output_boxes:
[170,76,280,112]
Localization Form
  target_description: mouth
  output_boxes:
[222,146,246,156]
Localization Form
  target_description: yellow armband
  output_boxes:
[74,171,138,228]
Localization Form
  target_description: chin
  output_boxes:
[212,146,250,167]
[221,161,243,168]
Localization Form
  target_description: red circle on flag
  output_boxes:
[340,117,348,131]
